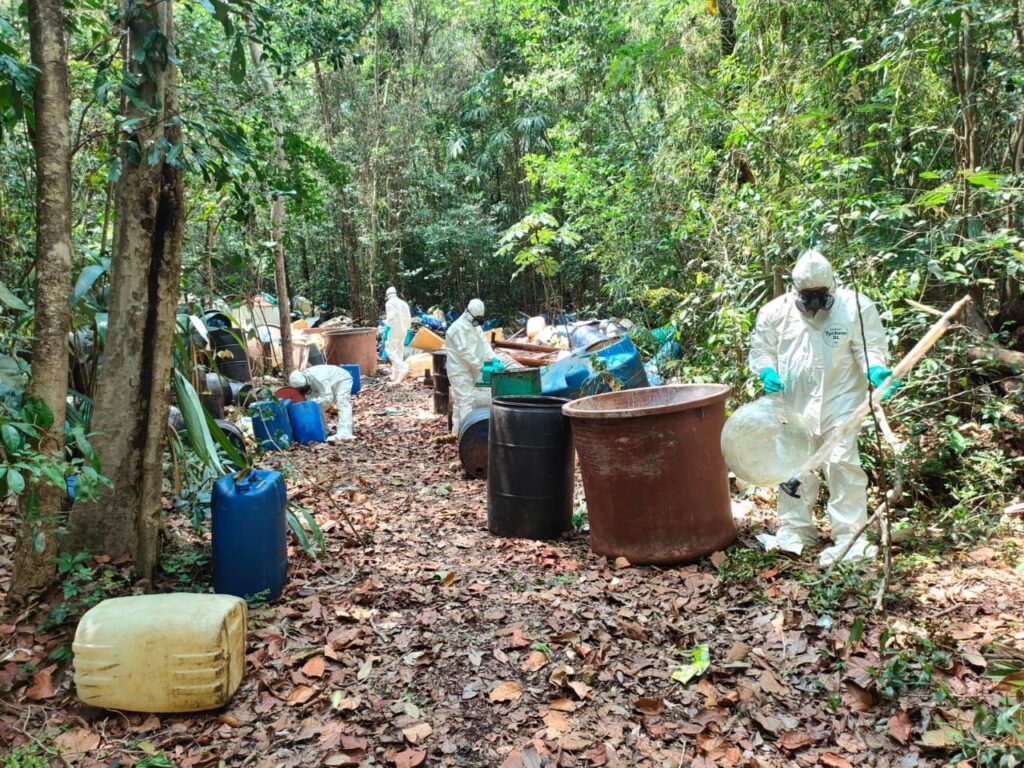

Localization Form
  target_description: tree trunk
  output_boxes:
[313,58,364,323]
[64,0,184,584]
[246,23,293,376]
[205,214,217,303]
[10,0,73,596]
[718,0,737,57]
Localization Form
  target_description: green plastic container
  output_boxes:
[491,368,542,398]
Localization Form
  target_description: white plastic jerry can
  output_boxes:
[73,593,246,713]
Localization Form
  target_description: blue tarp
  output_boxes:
[541,334,649,400]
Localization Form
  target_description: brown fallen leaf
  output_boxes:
[302,655,326,678]
[634,697,665,716]
[568,680,592,699]
[613,556,631,569]
[53,727,101,753]
[543,710,571,733]
[391,748,427,768]
[559,733,592,751]
[724,642,750,663]
[820,752,852,768]
[709,551,727,568]
[402,722,432,745]
[520,651,548,672]
[287,685,318,706]
[24,669,56,700]
[324,754,362,767]
[841,681,874,713]
[217,714,240,728]
[888,709,912,744]
[777,731,812,751]
[489,680,522,703]
[295,716,322,742]
[548,697,575,712]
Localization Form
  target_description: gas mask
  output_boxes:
[471,314,485,327]
[796,288,834,315]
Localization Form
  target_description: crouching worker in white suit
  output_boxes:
[289,365,354,442]
[749,249,896,567]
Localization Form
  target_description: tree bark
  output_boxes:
[246,24,293,375]
[64,0,184,584]
[10,0,73,596]
[718,0,737,57]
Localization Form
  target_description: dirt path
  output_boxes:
[1,376,1022,767]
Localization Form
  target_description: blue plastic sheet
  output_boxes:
[541,334,649,400]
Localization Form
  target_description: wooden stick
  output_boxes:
[782,295,971,490]
[493,338,560,354]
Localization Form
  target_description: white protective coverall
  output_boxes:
[748,251,888,566]
[289,365,354,441]
[445,299,497,435]
[385,287,412,383]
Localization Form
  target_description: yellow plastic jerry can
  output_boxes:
[73,593,246,712]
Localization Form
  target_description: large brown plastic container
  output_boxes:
[325,328,378,377]
[562,385,735,564]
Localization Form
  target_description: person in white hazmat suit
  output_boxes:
[445,299,499,435]
[384,286,412,383]
[748,250,895,566]
[288,365,354,442]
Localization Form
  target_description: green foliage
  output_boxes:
[955,698,1024,767]
[39,552,132,631]
[2,744,52,768]
[715,547,789,584]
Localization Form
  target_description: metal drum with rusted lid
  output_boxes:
[562,385,735,564]
[457,407,490,479]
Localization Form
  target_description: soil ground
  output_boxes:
[1,375,1022,767]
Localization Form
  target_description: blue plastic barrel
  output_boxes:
[212,469,288,601]
[288,401,326,444]
[250,399,292,450]
[340,364,360,395]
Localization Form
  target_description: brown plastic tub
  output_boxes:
[562,385,735,564]
[325,328,378,377]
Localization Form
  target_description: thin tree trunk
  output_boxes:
[205,215,217,303]
[64,0,184,584]
[246,23,293,375]
[313,58,364,323]
[10,0,73,596]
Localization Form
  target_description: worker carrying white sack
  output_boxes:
[748,249,897,567]
[446,298,501,435]
[383,286,412,383]
[288,365,354,442]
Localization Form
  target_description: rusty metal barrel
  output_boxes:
[457,407,490,479]
[562,385,735,564]
[325,328,378,377]
[432,350,449,416]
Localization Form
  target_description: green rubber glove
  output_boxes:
[382,325,390,343]
[868,365,901,400]
[758,367,784,394]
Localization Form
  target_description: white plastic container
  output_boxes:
[720,395,815,486]
[73,593,246,712]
